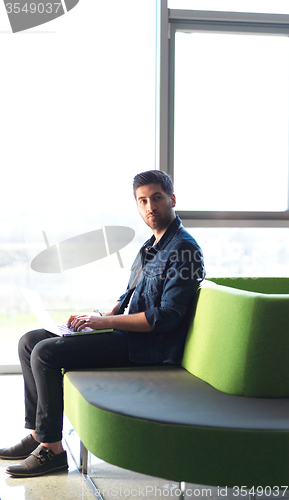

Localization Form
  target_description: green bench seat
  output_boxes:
[64,277,289,488]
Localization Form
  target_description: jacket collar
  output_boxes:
[145,214,182,252]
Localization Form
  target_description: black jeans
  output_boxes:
[18,329,136,443]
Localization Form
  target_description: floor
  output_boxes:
[0,375,288,500]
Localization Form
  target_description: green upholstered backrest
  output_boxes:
[182,278,289,397]
[207,276,289,294]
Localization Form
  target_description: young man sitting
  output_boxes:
[0,170,205,477]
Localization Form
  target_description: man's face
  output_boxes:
[135,183,176,232]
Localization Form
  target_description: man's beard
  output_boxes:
[145,206,174,232]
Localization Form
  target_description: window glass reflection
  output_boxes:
[189,227,289,277]
[174,33,289,212]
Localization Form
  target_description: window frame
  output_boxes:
[156,0,289,227]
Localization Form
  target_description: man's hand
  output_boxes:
[67,312,103,332]
[67,309,152,333]
[67,302,122,332]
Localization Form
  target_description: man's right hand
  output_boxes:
[66,301,121,329]
[66,312,101,329]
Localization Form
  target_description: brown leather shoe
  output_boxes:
[5,445,68,477]
[0,434,39,460]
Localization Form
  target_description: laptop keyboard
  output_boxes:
[58,323,95,335]
[58,324,76,335]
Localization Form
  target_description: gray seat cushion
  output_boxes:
[65,366,289,429]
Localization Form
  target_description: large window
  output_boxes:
[0,0,156,367]
[2,0,289,367]
[157,3,289,224]
[174,32,289,213]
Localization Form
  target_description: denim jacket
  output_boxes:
[117,215,205,363]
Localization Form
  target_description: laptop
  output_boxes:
[21,288,113,337]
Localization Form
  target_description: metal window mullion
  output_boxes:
[180,219,289,228]
[156,0,170,174]
[171,20,289,36]
[176,211,289,228]
[169,9,289,26]
[177,210,289,219]
[168,22,175,182]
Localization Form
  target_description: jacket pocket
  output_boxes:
[142,263,166,295]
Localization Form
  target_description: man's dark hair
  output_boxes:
[133,170,174,198]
